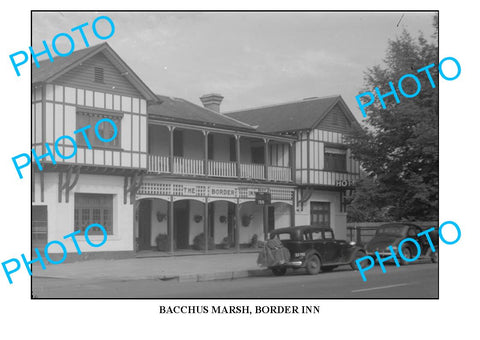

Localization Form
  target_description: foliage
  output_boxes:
[219,236,230,249]
[155,233,170,252]
[193,232,215,250]
[347,16,438,222]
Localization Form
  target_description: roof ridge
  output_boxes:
[155,93,257,129]
[33,42,107,66]
[224,94,341,115]
[199,102,258,129]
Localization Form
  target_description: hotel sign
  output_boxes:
[255,192,271,205]
[336,180,355,187]
[138,182,293,201]
[183,185,198,195]
[210,187,237,197]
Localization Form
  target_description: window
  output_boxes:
[311,231,323,240]
[74,193,113,235]
[251,146,264,164]
[94,67,104,83]
[311,202,330,228]
[323,230,333,239]
[76,113,120,148]
[274,233,292,240]
[324,147,347,172]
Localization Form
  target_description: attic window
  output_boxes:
[94,67,104,83]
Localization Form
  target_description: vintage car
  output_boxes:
[365,223,439,264]
[258,225,366,276]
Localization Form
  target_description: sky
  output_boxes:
[32,11,436,122]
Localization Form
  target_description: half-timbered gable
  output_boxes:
[32,43,158,172]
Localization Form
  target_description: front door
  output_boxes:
[323,229,341,263]
[138,200,152,250]
[174,200,190,249]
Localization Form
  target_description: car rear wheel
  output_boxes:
[271,267,287,276]
[350,250,366,270]
[306,255,321,275]
[400,247,412,265]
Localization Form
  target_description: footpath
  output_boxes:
[32,252,270,283]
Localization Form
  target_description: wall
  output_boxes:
[317,103,352,134]
[239,201,264,243]
[35,82,148,170]
[53,52,143,97]
[210,134,231,162]
[183,130,204,160]
[32,172,134,253]
[148,125,169,156]
[295,128,361,185]
[150,199,168,246]
[269,143,290,167]
[273,202,292,229]
[294,189,347,240]
[240,138,261,163]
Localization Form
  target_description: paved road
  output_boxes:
[33,262,438,298]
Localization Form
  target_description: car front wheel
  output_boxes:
[350,250,366,270]
[306,255,321,275]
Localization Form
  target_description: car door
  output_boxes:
[323,230,343,263]
[414,226,430,255]
[310,230,326,261]
[406,227,422,257]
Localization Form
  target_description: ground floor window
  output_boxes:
[74,193,114,235]
[310,201,330,227]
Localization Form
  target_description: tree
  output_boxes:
[347,17,438,222]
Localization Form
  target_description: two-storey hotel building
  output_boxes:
[31,43,361,258]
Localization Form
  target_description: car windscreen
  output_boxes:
[376,225,408,237]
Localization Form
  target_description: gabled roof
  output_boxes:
[148,95,256,131]
[31,42,159,102]
[225,95,361,133]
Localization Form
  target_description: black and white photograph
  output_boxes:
[27,10,442,299]
[1,1,478,338]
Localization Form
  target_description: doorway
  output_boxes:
[32,205,48,251]
[174,200,190,249]
[267,206,275,232]
[138,200,152,250]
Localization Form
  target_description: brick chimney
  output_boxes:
[200,93,224,113]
